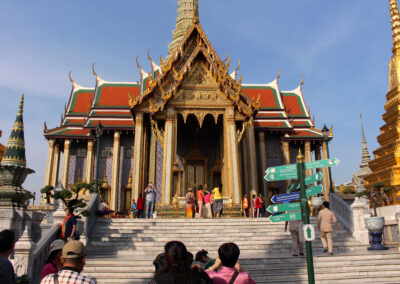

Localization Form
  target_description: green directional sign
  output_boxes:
[269,211,301,222]
[289,172,323,192]
[306,184,323,197]
[267,202,301,214]
[264,164,297,181]
[305,158,340,170]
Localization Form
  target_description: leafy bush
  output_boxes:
[342,188,355,194]
[53,182,93,217]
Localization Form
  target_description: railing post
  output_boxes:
[351,197,370,245]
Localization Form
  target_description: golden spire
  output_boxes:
[390,0,400,52]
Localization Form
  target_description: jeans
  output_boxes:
[146,200,154,218]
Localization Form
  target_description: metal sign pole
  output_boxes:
[297,150,315,284]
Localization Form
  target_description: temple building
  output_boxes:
[366,0,400,188]
[43,0,332,214]
[0,130,5,162]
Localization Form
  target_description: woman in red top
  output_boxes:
[137,193,145,218]
[197,185,204,218]
[255,194,262,218]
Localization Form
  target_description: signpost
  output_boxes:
[269,211,301,222]
[267,202,301,213]
[288,172,323,192]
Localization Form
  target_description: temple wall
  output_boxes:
[67,142,87,188]
[98,136,113,187]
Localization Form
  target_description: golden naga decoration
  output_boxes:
[237,74,242,87]
[223,52,229,64]
[237,121,247,143]
[148,98,161,114]
[150,117,164,149]
[300,75,305,86]
[159,56,165,69]
[312,115,315,126]
[252,94,261,110]
[43,121,48,133]
[172,66,184,82]
[234,59,241,74]
[276,68,282,80]
[136,56,142,71]
[329,124,334,137]
[64,103,67,114]
[128,91,137,108]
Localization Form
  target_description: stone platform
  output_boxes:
[83,218,400,283]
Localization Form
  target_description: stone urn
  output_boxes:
[365,216,388,250]
[311,196,324,208]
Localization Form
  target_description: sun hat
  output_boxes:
[48,239,65,256]
[62,240,87,259]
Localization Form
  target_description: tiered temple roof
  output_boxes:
[44,1,323,142]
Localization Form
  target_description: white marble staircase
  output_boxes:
[83,218,400,283]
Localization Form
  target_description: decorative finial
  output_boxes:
[69,71,74,84]
[276,68,281,80]
[297,148,304,162]
[1,94,27,167]
[234,59,241,74]
[300,75,305,86]
[136,56,142,71]
[92,63,98,79]
[147,49,153,62]
[390,0,400,52]
[329,124,333,137]
[43,121,48,133]
[223,52,229,64]
[360,114,366,144]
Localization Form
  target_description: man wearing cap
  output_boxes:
[41,240,96,284]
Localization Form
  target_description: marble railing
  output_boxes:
[30,224,59,284]
[80,193,100,245]
[330,192,354,233]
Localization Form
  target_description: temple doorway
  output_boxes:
[176,113,223,195]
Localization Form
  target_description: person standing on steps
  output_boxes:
[242,194,249,218]
[197,185,204,218]
[251,194,256,218]
[145,182,156,218]
[213,187,223,218]
[317,201,339,255]
[61,207,77,241]
[186,188,195,218]
[285,219,304,257]
[137,193,145,218]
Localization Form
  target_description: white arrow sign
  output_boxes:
[303,224,316,241]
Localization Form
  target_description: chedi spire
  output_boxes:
[390,0,400,52]
[357,114,372,180]
[168,0,200,58]
[1,94,26,167]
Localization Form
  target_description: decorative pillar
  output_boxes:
[51,143,60,186]
[241,135,250,198]
[246,122,258,195]
[61,139,71,189]
[305,141,312,176]
[315,144,322,185]
[148,128,157,186]
[322,141,330,201]
[44,139,55,186]
[258,131,268,201]
[162,108,176,204]
[132,113,144,200]
[225,108,241,204]
[85,140,94,183]
[111,131,121,211]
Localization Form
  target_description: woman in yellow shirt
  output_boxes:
[212,187,223,218]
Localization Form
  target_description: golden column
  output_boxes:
[241,135,250,198]
[85,140,94,183]
[322,141,330,201]
[44,139,55,186]
[111,131,121,211]
[51,143,60,186]
[225,108,241,204]
[61,139,72,189]
[305,141,312,176]
[315,144,322,185]
[132,113,144,200]
[148,128,157,185]
[258,131,268,200]
[246,120,258,195]
[162,108,176,204]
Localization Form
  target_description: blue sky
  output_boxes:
[0,1,393,202]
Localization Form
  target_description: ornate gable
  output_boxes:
[131,23,259,118]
